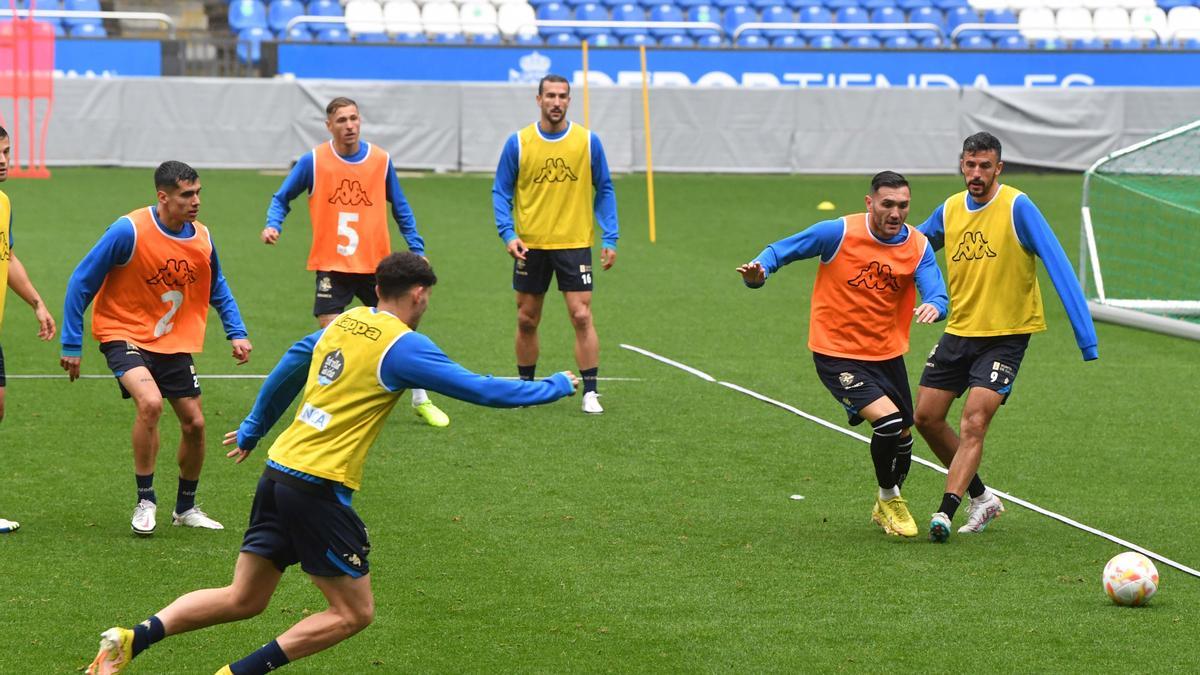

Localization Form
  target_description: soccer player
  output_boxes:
[0,125,57,534]
[85,252,578,675]
[263,96,450,429]
[492,73,619,415]
[915,132,1098,542]
[61,161,252,536]
[737,171,947,538]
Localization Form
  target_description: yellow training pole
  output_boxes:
[639,45,657,243]
[581,39,590,129]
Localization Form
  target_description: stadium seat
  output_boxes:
[307,0,342,16]
[862,0,897,8]
[392,30,426,42]
[621,31,655,43]
[786,0,824,8]
[459,1,499,37]
[1108,34,1144,47]
[649,3,685,37]
[1170,35,1200,47]
[284,24,313,39]
[236,26,270,63]
[546,29,581,42]
[1156,0,1193,9]
[430,30,464,41]
[884,32,917,45]
[931,0,967,9]
[588,31,620,43]
[574,2,609,36]
[384,1,422,33]
[957,32,992,46]
[1056,6,1095,40]
[713,0,749,8]
[674,0,709,8]
[996,32,1027,46]
[1093,6,1131,39]
[736,31,768,44]
[982,8,1018,38]
[357,29,392,41]
[772,32,806,44]
[723,5,759,37]
[752,0,786,8]
[268,0,305,34]
[908,6,942,39]
[835,6,872,38]
[762,5,797,36]
[421,2,461,35]
[314,25,350,40]
[919,33,943,44]
[809,33,844,46]
[610,3,645,35]
[69,20,106,37]
[498,2,538,38]
[514,31,543,42]
[535,0,570,35]
[1031,35,1067,47]
[62,0,101,29]
[694,32,724,43]
[1071,35,1104,47]
[870,6,906,37]
[659,32,695,43]
[469,31,500,43]
[1128,6,1166,41]
[345,0,387,36]
[896,0,933,9]
[825,0,859,9]
[798,5,834,37]
[686,5,721,35]
[229,0,269,32]
[1018,7,1058,40]
[1166,6,1200,40]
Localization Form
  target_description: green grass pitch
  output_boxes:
[0,168,1198,672]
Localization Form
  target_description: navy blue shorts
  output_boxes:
[513,247,593,294]
[314,271,378,317]
[812,352,914,428]
[918,333,1030,401]
[99,341,200,400]
[240,469,371,578]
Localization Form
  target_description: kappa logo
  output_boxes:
[533,158,578,184]
[146,259,197,287]
[951,231,997,261]
[344,553,363,568]
[847,261,900,292]
[334,315,382,341]
[328,178,373,206]
[838,372,855,387]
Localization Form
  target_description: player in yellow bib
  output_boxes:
[86,252,579,675]
[915,132,1098,542]
[0,125,57,534]
[492,74,619,414]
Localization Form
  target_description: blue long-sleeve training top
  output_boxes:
[918,192,1098,361]
[234,322,575,457]
[264,141,426,256]
[61,207,248,356]
[747,219,949,320]
[491,126,619,249]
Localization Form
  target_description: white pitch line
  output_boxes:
[625,343,1200,579]
[619,343,715,382]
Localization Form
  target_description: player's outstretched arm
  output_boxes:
[6,252,55,340]
[737,261,767,287]
[263,153,314,243]
[224,330,322,462]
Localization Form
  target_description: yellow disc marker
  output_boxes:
[817,201,836,211]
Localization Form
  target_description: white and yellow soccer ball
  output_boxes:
[1103,551,1159,607]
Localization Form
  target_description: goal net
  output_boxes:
[1080,119,1200,341]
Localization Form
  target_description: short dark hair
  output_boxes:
[870,170,909,194]
[376,251,437,300]
[962,132,1002,161]
[538,74,570,96]
[0,125,8,139]
[154,161,199,191]
[326,97,358,118]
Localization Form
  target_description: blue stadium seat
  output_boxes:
[1031,36,1065,49]
[1171,37,1200,48]
[393,31,425,43]
[835,6,871,39]
[1157,0,1192,9]
[69,20,106,37]
[574,3,609,37]
[930,0,965,9]
[236,26,270,63]
[515,32,544,44]
[674,0,709,8]
[649,3,685,36]
[63,0,101,28]
[918,34,942,47]
[896,0,931,9]
[1072,36,1104,49]
[825,0,859,9]
[907,6,940,39]
[612,4,647,35]
[772,33,805,46]
[798,5,833,37]
[473,32,502,44]
[306,0,341,16]
[660,32,695,44]
[869,6,905,38]
[713,0,749,8]
[547,31,581,43]
[229,0,269,33]
[736,31,767,45]
[622,32,655,44]
[884,33,916,47]
[762,5,796,36]
[862,0,895,8]
[957,33,992,48]
[536,2,570,34]
[1108,36,1144,49]
[268,0,305,34]
[723,5,759,37]
[284,25,312,40]
[982,8,1017,39]
[996,33,1026,48]
[786,0,823,8]
[751,0,786,8]
[357,30,391,42]
[586,32,619,44]
[686,5,721,36]
[562,0,593,9]
[433,31,466,43]
[847,34,880,46]
[943,6,976,33]
[809,33,843,46]
[314,25,349,41]
[696,32,725,44]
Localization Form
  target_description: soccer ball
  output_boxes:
[1103,551,1159,607]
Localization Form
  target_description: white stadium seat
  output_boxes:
[1093,6,1132,39]
[460,1,500,35]
[1055,6,1094,40]
[1118,0,1155,9]
[1129,6,1167,40]
[968,0,1009,12]
[1018,7,1058,39]
[421,1,462,34]
[1167,6,1200,40]
[1045,0,1084,11]
[384,0,423,33]
[345,0,387,36]
[1008,0,1043,12]
[497,2,537,37]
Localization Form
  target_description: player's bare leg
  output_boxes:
[167,396,221,528]
[914,385,959,467]
[274,573,374,661]
[316,314,337,329]
[158,553,283,633]
[515,291,545,368]
[564,290,602,414]
[928,387,1004,541]
[121,367,164,536]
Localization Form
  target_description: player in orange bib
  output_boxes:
[0,125,57,534]
[61,161,253,537]
[738,172,948,538]
[262,97,450,429]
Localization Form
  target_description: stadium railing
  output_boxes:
[5,9,177,38]
[284,14,724,38]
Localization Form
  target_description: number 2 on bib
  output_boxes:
[155,290,183,337]
[337,212,360,256]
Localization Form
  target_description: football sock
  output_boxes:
[131,615,165,658]
[176,477,199,514]
[939,493,963,520]
[894,436,914,489]
[967,475,987,499]
[136,473,156,505]
[869,413,905,489]
[230,639,290,675]
[411,388,429,406]
[879,485,900,500]
[518,364,536,381]
[581,367,598,394]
